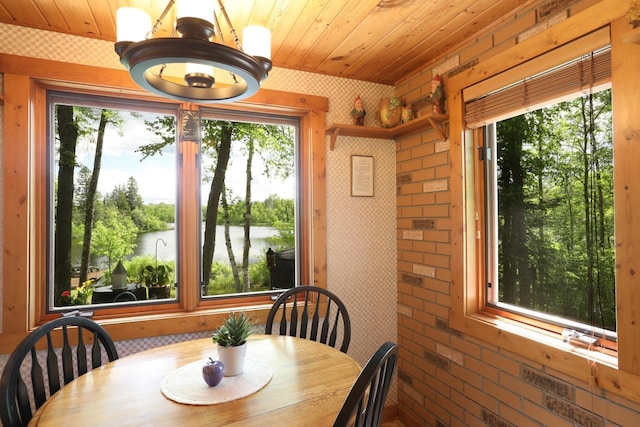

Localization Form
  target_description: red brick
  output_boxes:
[482,349,521,377]
[483,379,522,410]
[436,292,451,308]
[436,390,465,421]
[463,355,498,386]
[423,277,449,294]
[459,36,494,64]
[437,218,451,231]
[411,192,436,205]
[396,149,412,162]
[411,143,435,158]
[423,229,450,243]
[396,194,412,206]
[424,300,450,319]
[499,371,542,405]
[412,240,437,253]
[423,204,449,217]
[435,191,451,204]
[451,335,482,360]
[412,287,436,304]
[423,152,449,168]
[397,133,422,149]
[493,12,536,45]
[522,399,573,427]
[451,388,482,419]
[451,362,483,389]
[436,242,452,255]
[427,253,450,268]
[398,158,423,172]
[498,403,541,427]
[435,164,451,178]
[399,206,422,217]
[412,168,436,182]
[398,182,424,195]
[464,382,498,412]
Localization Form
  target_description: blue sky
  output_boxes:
[74,111,294,205]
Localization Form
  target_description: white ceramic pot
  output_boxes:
[217,342,247,376]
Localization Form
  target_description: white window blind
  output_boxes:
[464,28,611,129]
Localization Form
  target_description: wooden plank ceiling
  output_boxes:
[0,0,533,85]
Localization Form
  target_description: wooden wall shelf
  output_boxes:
[326,113,448,150]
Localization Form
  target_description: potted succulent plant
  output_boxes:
[212,312,255,376]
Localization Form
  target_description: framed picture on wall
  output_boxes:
[351,155,374,197]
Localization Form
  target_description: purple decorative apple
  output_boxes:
[202,357,224,387]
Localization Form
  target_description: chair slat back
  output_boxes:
[333,341,398,427]
[44,334,61,395]
[300,293,310,338]
[29,348,46,409]
[265,286,351,353]
[91,331,105,369]
[61,326,74,384]
[0,316,118,427]
[77,328,88,376]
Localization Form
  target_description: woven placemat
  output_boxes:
[161,358,272,405]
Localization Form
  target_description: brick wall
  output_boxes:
[394,0,640,425]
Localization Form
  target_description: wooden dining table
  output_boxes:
[28,334,361,427]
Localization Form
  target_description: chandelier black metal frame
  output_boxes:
[114,0,272,103]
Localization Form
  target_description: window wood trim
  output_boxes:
[0,54,328,351]
[448,0,640,404]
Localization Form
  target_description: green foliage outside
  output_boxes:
[125,255,175,288]
[205,257,271,296]
[495,89,615,331]
[90,207,138,272]
[55,103,295,308]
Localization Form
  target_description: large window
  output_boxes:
[198,110,298,298]
[49,93,179,309]
[464,38,616,348]
[47,92,299,313]
[483,89,615,343]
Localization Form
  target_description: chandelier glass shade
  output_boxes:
[114,1,272,103]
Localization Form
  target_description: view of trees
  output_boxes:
[53,102,295,307]
[142,114,295,295]
[494,89,615,331]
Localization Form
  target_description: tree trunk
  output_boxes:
[202,125,233,293]
[580,96,595,324]
[221,189,241,291]
[79,109,107,284]
[242,140,254,292]
[54,105,78,302]
[498,116,531,306]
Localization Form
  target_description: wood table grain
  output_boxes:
[29,335,361,427]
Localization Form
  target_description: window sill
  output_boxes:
[0,304,274,354]
[99,304,275,341]
[449,311,640,404]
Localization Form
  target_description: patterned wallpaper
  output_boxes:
[0,23,398,402]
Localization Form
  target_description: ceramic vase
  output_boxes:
[217,342,247,376]
[379,97,401,128]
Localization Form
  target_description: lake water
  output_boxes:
[73,224,278,267]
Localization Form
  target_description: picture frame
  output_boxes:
[351,155,374,197]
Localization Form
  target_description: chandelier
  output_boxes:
[114,0,272,103]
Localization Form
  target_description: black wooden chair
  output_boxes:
[265,285,351,353]
[333,341,398,427]
[0,316,119,427]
